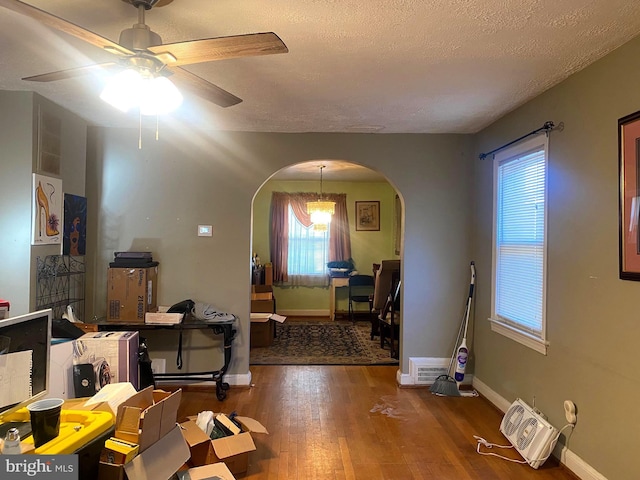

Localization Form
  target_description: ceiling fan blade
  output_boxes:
[147,32,288,66]
[23,62,121,82]
[170,67,242,108]
[0,0,134,56]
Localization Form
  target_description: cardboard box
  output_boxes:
[115,386,182,452]
[144,312,183,324]
[98,425,190,480]
[250,285,273,301]
[250,285,275,314]
[250,313,286,349]
[250,313,274,348]
[180,462,236,480]
[73,331,139,391]
[180,416,268,475]
[107,266,158,322]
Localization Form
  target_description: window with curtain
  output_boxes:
[490,134,549,354]
[270,192,351,287]
[287,204,330,285]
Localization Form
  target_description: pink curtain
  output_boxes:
[327,193,351,262]
[270,192,290,283]
[288,192,317,228]
[269,192,351,284]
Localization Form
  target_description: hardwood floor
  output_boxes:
[175,365,578,480]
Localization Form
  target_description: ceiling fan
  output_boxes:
[0,0,289,108]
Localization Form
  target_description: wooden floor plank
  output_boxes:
[174,366,579,479]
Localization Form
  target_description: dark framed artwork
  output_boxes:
[394,194,402,255]
[619,110,640,280]
[355,201,380,231]
[63,193,87,256]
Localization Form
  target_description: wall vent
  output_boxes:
[409,357,449,385]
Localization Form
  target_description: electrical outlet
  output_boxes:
[152,358,166,375]
[564,400,577,424]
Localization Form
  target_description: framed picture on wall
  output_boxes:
[394,194,401,255]
[62,193,87,256]
[355,201,380,231]
[619,110,640,280]
[32,174,62,246]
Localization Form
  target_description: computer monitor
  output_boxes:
[0,309,52,422]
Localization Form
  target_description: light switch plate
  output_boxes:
[198,225,212,237]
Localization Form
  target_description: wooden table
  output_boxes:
[329,276,349,320]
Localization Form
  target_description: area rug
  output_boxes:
[249,321,398,365]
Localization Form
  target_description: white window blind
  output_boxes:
[287,204,329,286]
[491,135,548,353]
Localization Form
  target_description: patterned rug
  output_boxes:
[249,321,398,365]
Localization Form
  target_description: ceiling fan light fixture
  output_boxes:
[140,75,183,115]
[100,68,183,115]
[100,68,143,112]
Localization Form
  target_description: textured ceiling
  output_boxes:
[1,0,640,135]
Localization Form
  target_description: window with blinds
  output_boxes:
[490,134,549,354]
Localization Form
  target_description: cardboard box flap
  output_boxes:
[235,416,268,434]
[117,406,145,435]
[124,426,190,480]
[185,462,236,480]
[179,420,216,468]
[180,420,210,446]
[249,313,271,323]
[211,433,256,459]
[155,389,182,437]
[117,385,155,416]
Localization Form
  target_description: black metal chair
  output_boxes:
[348,274,375,322]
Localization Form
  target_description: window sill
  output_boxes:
[488,318,548,355]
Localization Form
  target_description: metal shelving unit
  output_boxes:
[36,255,85,321]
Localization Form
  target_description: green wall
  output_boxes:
[252,179,398,313]
[473,33,640,480]
[0,92,87,316]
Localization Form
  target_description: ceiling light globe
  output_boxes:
[140,76,183,115]
[100,69,144,112]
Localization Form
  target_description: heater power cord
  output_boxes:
[473,423,575,466]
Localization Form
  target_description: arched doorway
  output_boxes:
[249,159,404,364]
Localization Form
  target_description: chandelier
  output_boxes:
[306,165,335,231]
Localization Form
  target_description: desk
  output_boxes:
[95,319,236,401]
[329,276,349,320]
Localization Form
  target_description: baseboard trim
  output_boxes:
[472,377,607,480]
[278,309,329,317]
[397,370,410,385]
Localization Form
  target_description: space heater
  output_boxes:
[499,398,559,469]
